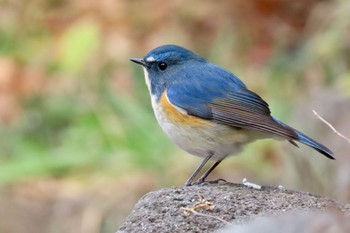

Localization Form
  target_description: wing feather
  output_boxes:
[166,64,297,140]
[209,97,297,139]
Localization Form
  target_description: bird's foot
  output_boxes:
[191,178,227,186]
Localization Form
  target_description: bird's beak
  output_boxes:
[130,58,147,67]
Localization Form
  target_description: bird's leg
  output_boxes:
[184,152,213,186]
[194,159,223,185]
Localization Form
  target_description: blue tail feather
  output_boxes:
[295,130,334,159]
[272,117,334,160]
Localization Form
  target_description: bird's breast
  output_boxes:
[149,91,257,160]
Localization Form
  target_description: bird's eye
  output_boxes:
[158,62,167,71]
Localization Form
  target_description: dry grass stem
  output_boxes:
[181,195,232,225]
[181,207,232,225]
[313,110,350,144]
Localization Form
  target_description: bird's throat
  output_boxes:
[142,67,152,93]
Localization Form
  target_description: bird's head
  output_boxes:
[130,45,206,98]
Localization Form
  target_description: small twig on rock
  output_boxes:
[181,195,232,225]
[313,110,350,144]
[181,207,232,225]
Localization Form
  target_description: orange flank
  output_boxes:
[160,91,210,126]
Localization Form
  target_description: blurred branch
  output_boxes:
[313,110,350,144]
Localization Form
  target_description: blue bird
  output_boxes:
[130,45,334,186]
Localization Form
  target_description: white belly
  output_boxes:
[151,96,261,160]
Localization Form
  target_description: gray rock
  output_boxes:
[118,183,350,233]
[217,210,350,233]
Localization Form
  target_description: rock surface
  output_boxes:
[118,183,350,233]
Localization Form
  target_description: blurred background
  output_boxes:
[0,0,349,232]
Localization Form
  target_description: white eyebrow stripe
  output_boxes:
[145,56,156,62]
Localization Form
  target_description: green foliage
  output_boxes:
[0,90,173,183]
[57,19,101,73]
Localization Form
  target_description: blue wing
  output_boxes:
[167,63,298,140]
[166,62,334,159]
